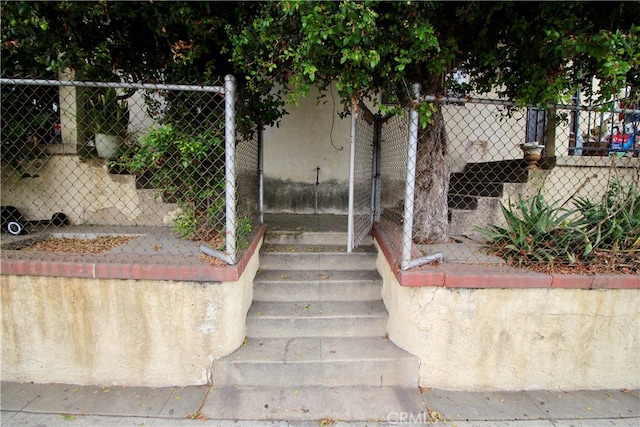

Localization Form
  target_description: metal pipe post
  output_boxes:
[258,127,264,225]
[401,83,421,270]
[224,75,237,264]
[347,103,357,253]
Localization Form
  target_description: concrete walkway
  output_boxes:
[1,381,639,426]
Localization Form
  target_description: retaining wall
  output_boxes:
[374,237,640,391]
[1,235,262,387]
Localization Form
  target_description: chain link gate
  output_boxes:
[347,101,376,252]
[1,75,260,266]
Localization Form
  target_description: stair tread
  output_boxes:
[262,244,375,253]
[248,300,386,318]
[255,269,381,283]
[211,227,418,388]
[217,336,414,363]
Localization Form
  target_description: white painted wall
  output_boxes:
[261,85,352,213]
[264,85,351,184]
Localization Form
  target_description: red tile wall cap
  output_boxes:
[372,228,639,290]
[1,225,265,283]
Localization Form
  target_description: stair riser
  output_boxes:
[448,197,504,235]
[260,253,377,270]
[211,360,419,387]
[265,232,351,246]
[253,282,382,302]
[247,317,387,338]
[449,181,504,198]
[448,194,478,210]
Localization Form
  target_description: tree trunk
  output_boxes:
[412,104,450,243]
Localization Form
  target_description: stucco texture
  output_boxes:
[377,252,640,391]
[1,251,257,387]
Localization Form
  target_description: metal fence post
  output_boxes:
[401,84,421,270]
[224,74,238,264]
[372,117,382,224]
[347,103,357,253]
[258,127,264,225]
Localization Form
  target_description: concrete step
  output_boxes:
[259,246,377,270]
[253,269,382,302]
[449,177,505,198]
[213,225,419,389]
[210,336,419,387]
[448,194,478,210]
[247,300,387,338]
[264,230,350,246]
[448,196,503,236]
[202,384,425,421]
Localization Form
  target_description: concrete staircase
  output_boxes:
[448,159,530,236]
[210,226,419,389]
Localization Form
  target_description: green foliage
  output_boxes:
[86,88,129,136]
[116,124,226,241]
[173,207,198,239]
[3,1,638,124]
[232,1,639,124]
[236,217,252,251]
[480,181,640,269]
[479,194,587,267]
[1,1,241,83]
[573,181,640,254]
[3,1,638,126]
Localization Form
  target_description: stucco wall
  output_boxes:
[541,156,639,206]
[376,250,640,391]
[262,85,352,214]
[1,247,258,387]
[1,155,178,226]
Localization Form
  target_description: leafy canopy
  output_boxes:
[232,1,640,119]
[1,1,240,83]
[2,1,639,123]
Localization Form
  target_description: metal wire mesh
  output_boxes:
[376,110,409,261]
[235,99,261,252]
[350,102,375,248]
[1,75,259,265]
[362,90,639,272]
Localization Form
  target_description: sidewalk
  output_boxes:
[1,381,638,426]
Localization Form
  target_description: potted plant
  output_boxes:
[520,141,544,170]
[87,88,129,158]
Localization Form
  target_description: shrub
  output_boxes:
[573,180,640,267]
[479,180,640,271]
[478,193,589,267]
[117,124,226,243]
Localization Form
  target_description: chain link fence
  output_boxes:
[347,101,376,251]
[2,72,638,273]
[1,75,260,266]
[371,86,639,273]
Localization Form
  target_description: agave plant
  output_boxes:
[573,180,640,255]
[478,193,590,267]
